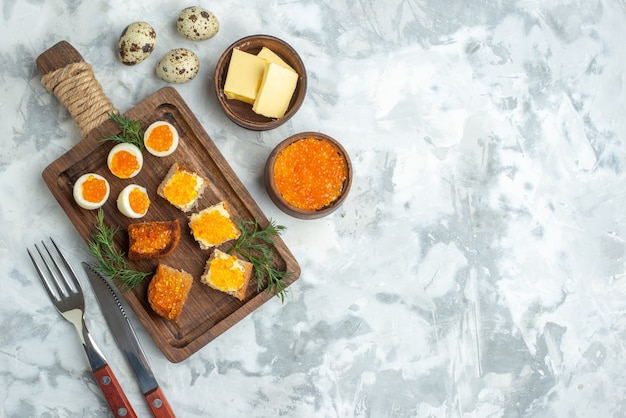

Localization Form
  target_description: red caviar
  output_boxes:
[162,171,199,207]
[208,255,244,291]
[273,138,347,211]
[189,209,238,246]
[82,175,108,203]
[145,124,174,153]
[109,149,141,178]
[128,186,151,215]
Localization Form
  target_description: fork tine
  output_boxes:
[41,241,78,295]
[38,241,71,297]
[27,247,59,303]
[49,237,82,295]
[35,242,67,299]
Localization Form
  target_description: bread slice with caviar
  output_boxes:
[127,220,181,260]
[201,249,253,301]
[147,263,193,323]
[188,201,241,250]
[157,163,209,212]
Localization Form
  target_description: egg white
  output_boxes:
[143,121,180,157]
[73,173,110,210]
[117,184,150,218]
[107,143,143,178]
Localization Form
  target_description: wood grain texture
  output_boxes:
[42,87,301,363]
[36,40,85,75]
[144,386,176,418]
[93,364,138,417]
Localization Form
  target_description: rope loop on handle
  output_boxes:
[41,62,118,137]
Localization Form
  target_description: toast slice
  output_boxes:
[127,219,181,260]
[188,201,241,250]
[157,163,209,212]
[201,249,253,301]
[147,263,193,323]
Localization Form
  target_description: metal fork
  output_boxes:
[28,238,137,418]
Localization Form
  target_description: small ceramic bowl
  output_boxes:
[213,34,307,131]
[265,132,352,219]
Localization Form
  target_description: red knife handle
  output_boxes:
[93,364,137,418]
[144,386,176,418]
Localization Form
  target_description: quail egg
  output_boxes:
[176,6,219,41]
[156,48,200,84]
[73,173,110,210]
[144,121,179,157]
[107,143,143,179]
[117,184,151,218]
[117,21,157,66]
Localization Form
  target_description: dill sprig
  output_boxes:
[229,218,291,302]
[103,112,145,150]
[88,209,150,293]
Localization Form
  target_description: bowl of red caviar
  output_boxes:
[264,132,352,219]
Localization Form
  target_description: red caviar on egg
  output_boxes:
[144,121,179,157]
[107,143,143,178]
[117,184,151,218]
[73,173,110,210]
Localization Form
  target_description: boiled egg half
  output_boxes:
[107,143,143,178]
[143,121,179,157]
[73,173,110,210]
[117,184,151,218]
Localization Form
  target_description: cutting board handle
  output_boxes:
[36,40,118,137]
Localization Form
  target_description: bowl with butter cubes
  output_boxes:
[214,34,307,130]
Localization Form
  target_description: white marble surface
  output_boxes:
[2,0,626,416]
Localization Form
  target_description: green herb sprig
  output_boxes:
[229,219,291,302]
[103,112,145,150]
[88,209,150,293]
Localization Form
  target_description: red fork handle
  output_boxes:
[93,364,137,418]
[144,386,177,417]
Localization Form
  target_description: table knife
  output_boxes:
[82,263,176,418]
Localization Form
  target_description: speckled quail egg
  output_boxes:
[117,184,151,218]
[156,48,200,84]
[73,173,110,210]
[176,6,219,41]
[117,21,157,66]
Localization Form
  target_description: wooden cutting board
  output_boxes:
[37,41,301,363]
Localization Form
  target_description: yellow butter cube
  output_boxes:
[257,47,295,72]
[223,48,266,104]
[252,62,299,119]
